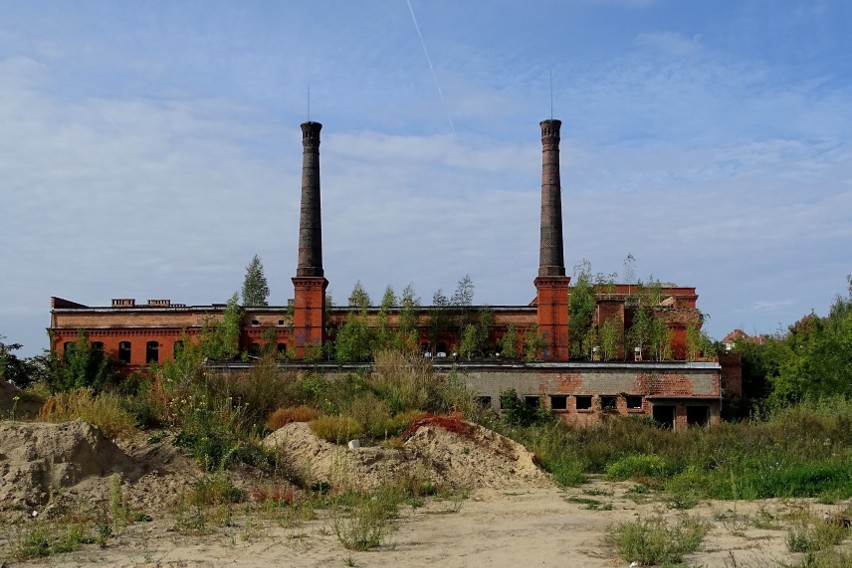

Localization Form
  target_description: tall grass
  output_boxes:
[493,397,852,500]
[38,388,137,439]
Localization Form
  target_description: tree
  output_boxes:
[523,324,548,361]
[395,283,420,352]
[348,281,371,309]
[241,255,270,307]
[374,285,397,352]
[569,260,597,359]
[500,324,519,359]
[599,318,622,361]
[200,293,242,360]
[770,279,852,403]
[426,289,452,353]
[451,274,475,307]
[47,330,114,393]
[0,336,37,387]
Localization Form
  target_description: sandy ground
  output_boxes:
[4,480,841,567]
[1,399,849,568]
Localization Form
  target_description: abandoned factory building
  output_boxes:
[50,119,737,429]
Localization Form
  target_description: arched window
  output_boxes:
[63,341,74,354]
[173,340,184,358]
[277,343,287,354]
[118,341,132,364]
[249,342,261,356]
[146,341,159,364]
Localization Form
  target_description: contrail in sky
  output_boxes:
[405,0,456,136]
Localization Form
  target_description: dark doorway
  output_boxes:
[687,406,709,427]
[652,405,675,429]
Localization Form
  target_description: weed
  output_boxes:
[786,513,849,553]
[38,388,137,439]
[174,472,244,534]
[583,487,615,497]
[667,489,700,510]
[606,514,709,565]
[606,454,678,481]
[309,415,365,444]
[566,495,613,511]
[11,522,91,560]
[330,487,402,550]
[267,405,321,431]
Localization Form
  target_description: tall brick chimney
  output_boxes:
[534,119,571,360]
[538,119,565,278]
[292,121,328,359]
[297,121,324,277]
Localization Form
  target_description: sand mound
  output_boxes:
[263,420,552,491]
[0,420,139,514]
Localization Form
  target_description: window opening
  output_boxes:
[146,341,159,364]
[626,395,643,410]
[119,341,132,364]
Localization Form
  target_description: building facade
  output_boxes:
[50,119,728,427]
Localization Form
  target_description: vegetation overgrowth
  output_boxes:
[494,397,852,500]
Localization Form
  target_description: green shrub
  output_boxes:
[309,415,364,444]
[172,392,256,471]
[330,487,402,550]
[606,454,678,481]
[606,514,708,565]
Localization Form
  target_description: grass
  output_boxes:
[38,387,137,439]
[174,472,244,534]
[606,514,709,566]
[10,523,93,560]
[786,512,850,554]
[492,398,852,501]
[329,488,401,550]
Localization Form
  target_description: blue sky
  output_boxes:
[1,0,850,355]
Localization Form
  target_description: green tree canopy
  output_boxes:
[241,255,270,307]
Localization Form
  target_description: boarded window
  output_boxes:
[146,341,159,364]
[119,341,131,364]
[550,395,568,410]
[575,395,592,410]
[626,395,643,410]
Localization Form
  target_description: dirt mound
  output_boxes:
[0,420,140,514]
[263,420,552,491]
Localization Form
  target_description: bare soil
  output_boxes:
[1,415,850,567]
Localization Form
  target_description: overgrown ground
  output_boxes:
[4,349,852,566]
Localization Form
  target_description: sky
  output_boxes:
[1,0,850,356]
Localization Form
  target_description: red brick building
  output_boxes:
[50,119,729,428]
